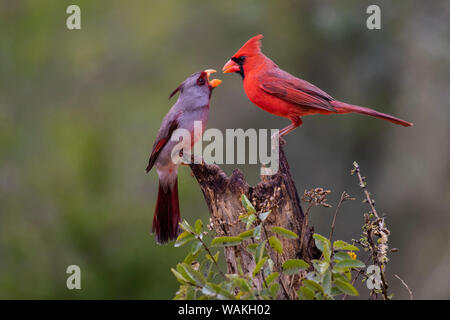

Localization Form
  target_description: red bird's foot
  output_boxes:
[271,117,303,141]
[270,132,286,146]
[280,117,303,136]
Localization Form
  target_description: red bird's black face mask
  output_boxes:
[231,56,246,78]
[223,56,246,78]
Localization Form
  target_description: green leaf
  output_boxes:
[259,211,271,221]
[313,234,331,261]
[302,279,323,293]
[272,226,298,239]
[253,257,268,277]
[240,194,256,214]
[194,219,203,234]
[311,259,329,275]
[297,286,315,300]
[180,263,205,286]
[179,220,194,233]
[282,259,309,275]
[186,286,196,299]
[253,224,262,239]
[246,243,258,252]
[240,213,257,230]
[306,271,319,282]
[174,231,195,247]
[191,240,202,255]
[269,236,283,254]
[269,283,279,298]
[183,251,200,264]
[246,214,257,230]
[176,263,195,284]
[333,240,359,251]
[202,283,235,300]
[330,286,343,296]
[313,233,330,250]
[265,272,279,285]
[335,259,365,269]
[333,251,352,261]
[344,270,352,281]
[211,236,242,247]
[238,229,255,239]
[322,270,332,295]
[234,278,252,292]
[333,272,348,282]
[200,283,215,296]
[335,279,359,296]
[171,268,188,284]
[266,259,274,275]
[255,240,266,263]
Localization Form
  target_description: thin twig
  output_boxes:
[394,274,413,300]
[353,162,379,219]
[198,236,226,278]
[329,191,354,242]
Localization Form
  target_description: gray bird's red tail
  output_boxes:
[153,179,180,244]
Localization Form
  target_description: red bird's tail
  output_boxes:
[153,178,180,244]
[331,101,413,127]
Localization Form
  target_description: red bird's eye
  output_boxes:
[239,56,246,62]
[197,77,205,86]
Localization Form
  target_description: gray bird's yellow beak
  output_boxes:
[204,69,222,88]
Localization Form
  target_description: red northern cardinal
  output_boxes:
[223,35,412,136]
[146,70,221,243]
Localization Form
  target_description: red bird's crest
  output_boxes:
[233,34,263,57]
[224,35,267,77]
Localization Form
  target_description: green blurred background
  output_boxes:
[1,0,449,299]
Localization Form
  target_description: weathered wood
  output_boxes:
[190,142,320,299]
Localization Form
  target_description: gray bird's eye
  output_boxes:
[197,77,205,86]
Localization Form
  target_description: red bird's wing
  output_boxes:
[260,72,337,112]
[146,119,179,173]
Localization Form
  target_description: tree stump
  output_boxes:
[189,142,320,299]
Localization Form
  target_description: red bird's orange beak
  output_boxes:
[222,59,240,73]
